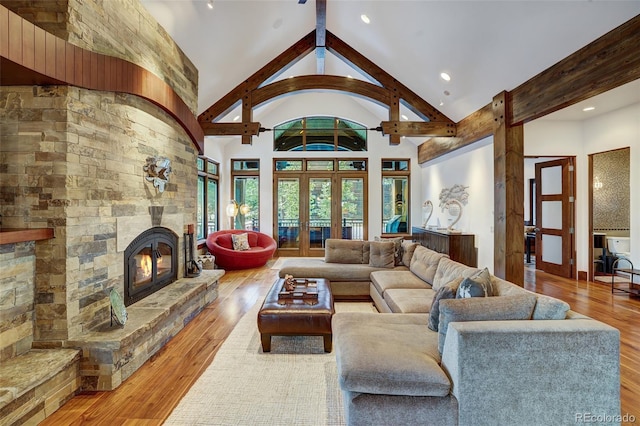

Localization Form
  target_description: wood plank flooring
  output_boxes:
[42,262,639,425]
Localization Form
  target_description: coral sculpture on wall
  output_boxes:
[144,156,172,193]
[439,184,469,211]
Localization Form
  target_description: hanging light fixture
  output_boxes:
[207,0,214,10]
[226,200,238,228]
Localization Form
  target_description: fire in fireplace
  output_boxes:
[124,227,178,306]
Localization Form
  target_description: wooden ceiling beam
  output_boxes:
[326,30,453,124]
[418,15,640,164]
[198,31,316,123]
[200,122,262,136]
[252,75,390,107]
[510,14,640,125]
[381,121,457,137]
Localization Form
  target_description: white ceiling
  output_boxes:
[140,1,639,126]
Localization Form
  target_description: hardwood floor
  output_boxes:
[42,262,639,425]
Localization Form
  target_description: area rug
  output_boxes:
[164,302,377,425]
[270,257,318,270]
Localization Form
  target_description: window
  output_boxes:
[231,159,260,231]
[274,116,367,151]
[196,157,219,240]
[382,159,410,234]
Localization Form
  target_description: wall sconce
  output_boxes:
[593,176,603,190]
[226,200,238,229]
[239,204,251,216]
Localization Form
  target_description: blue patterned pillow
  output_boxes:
[456,277,489,298]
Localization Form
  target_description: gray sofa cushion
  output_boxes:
[280,258,400,282]
[385,288,437,313]
[324,239,367,264]
[432,257,479,291]
[371,270,431,296]
[333,312,450,397]
[369,241,396,268]
[409,246,448,286]
[491,276,570,319]
[437,293,537,353]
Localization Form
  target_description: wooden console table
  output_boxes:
[411,227,477,267]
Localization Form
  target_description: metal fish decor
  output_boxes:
[144,156,172,193]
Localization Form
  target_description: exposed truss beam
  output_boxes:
[201,122,262,136]
[381,121,456,137]
[418,15,640,164]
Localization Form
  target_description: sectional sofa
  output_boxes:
[278,238,621,425]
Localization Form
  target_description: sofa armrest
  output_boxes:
[441,319,620,426]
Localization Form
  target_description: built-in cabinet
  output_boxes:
[412,227,477,267]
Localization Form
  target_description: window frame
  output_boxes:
[197,156,219,243]
[381,159,411,235]
[231,159,260,231]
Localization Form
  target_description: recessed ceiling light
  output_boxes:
[401,114,408,121]
[346,74,353,79]
[443,90,450,96]
[440,72,451,82]
[361,14,370,24]
[233,115,240,121]
[207,0,214,10]
[439,100,444,106]
[583,106,596,112]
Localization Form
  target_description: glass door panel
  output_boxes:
[276,178,300,252]
[308,177,332,251]
[341,177,365,240]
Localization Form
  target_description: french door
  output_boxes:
[275,171,366,257]
[534,158,575,278]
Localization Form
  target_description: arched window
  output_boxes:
[274,117,367,151]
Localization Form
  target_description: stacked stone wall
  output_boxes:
[0,86,198,342]
[0,0,198,114]
[0,242,36,361]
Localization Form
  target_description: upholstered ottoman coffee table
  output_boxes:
[257,278,334,352]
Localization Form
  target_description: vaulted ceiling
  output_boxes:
[140,1,639,146]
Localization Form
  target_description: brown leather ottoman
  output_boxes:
[257,278,334,352]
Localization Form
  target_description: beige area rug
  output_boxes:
[594,275,628,284]
[164,302,377,426]
[270,257,318,270]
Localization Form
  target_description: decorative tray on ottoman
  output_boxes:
[278,279,319,301]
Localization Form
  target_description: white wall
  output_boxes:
[204,92,421,239]
[525,102,639,273]
[420,137,495,270]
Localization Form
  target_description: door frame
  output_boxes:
[273,159,368,257]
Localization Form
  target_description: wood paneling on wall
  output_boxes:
[0,4,204,152]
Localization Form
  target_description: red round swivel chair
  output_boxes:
[206,230,277,270]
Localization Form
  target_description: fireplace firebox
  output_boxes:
[124,227,178,306]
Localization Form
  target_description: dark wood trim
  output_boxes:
[198,29,453,143]
[201,122,262,136]
[493,91,524,286]
[418,15,640,164]
[0,5,204,153]
[381,121,456,137]
[0,228,54,245]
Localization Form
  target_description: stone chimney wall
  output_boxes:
[0,0,198,114]
[0,0,200,345]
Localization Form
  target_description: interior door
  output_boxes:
[535,158,575,278]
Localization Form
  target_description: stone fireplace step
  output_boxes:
[65,269,225,391]
[0,348,81,425]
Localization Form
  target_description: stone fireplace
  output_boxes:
[124,227,178,306]
[0,1,218,422]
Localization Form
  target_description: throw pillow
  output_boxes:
[469,267,494,296]
[231,233,250,251]
[427,277,463,332]
[369,241,396,268]
[456,277,490,298]
[374,236,404,266]
[437,293,537,353]
[401,240,419,267]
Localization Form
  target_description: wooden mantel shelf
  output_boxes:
[0,228,54,245]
